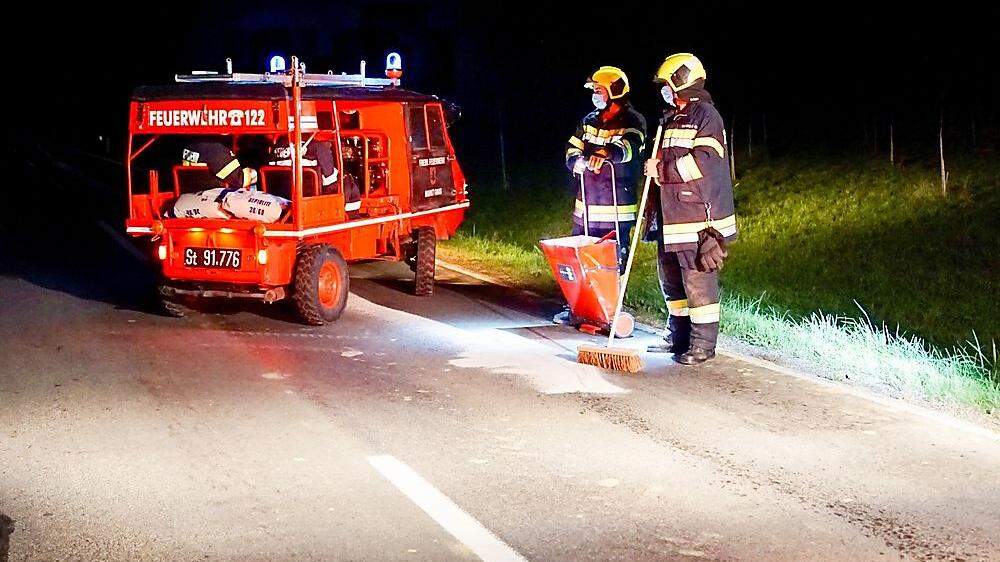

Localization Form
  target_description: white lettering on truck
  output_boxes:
[146,108,265,128]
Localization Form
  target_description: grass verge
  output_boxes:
[441,157,1000,418]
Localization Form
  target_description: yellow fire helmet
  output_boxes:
[654,53,707,92]
[585,66,630,99]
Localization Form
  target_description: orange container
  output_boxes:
[539,235,634,337]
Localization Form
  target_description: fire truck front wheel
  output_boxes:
[413,227,436,296]
[293,244,349,325]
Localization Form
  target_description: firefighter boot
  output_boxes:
[647,315,691,353]
[552,307,578,325]
[647,332,682,353]
[676,346,716,365]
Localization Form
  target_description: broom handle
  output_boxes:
[579,171,589,237]
[607,124,663,346]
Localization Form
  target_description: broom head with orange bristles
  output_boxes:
[577,344,643,374]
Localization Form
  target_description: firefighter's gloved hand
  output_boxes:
[696,227,728,272]
[572,157,587,175]
[588,148,609,174]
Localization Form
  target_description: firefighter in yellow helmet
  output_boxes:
[643,53,736,365]
[555,66,647,325]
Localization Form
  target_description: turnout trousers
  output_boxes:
[656,237,720,352]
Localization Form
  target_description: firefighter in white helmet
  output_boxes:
[554,66,647,325]
[643,53,736,365]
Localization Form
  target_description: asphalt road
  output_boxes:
[2,158,999,560]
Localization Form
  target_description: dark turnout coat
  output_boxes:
[654,90,737,253]
[565,103,647,230]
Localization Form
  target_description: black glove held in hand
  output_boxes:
[697,227,728,272]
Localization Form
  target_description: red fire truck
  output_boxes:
[125,55,469,324]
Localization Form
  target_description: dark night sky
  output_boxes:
[9,1,999,182]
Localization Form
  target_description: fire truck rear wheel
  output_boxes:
[414,227,436,296]
[293,244,349,325]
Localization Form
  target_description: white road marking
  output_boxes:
[97,220,150,263]
[367,455,528,562]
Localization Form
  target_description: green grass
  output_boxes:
[440,156,1000,416]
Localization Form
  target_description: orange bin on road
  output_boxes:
[539,235,634,338]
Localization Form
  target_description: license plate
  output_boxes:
[184,247,242,269]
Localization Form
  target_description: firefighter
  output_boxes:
[269,137,362,217]
[181,139,257,190]
[554,66,646,325]
[643,53,736,365]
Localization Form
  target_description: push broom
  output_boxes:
[577,125,663,374]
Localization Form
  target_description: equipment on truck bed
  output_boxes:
[125,54,469,324]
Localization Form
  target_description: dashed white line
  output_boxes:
[367,454,528,562]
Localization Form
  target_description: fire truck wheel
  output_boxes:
[157,285,190,318]
[413,227,436,296]
[293,244,349,325]
[404,245,418,272]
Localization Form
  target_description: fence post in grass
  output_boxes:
[762,113,768,151]
[889,121,895,166]
[939,112,948,195]
[728,115,736,181]
[873,119,879,155]
[497,106,509,191]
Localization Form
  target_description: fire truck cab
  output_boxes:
[125,55,469,324]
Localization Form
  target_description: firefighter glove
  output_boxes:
[588,148,609,174]
[696,227,728,272]
[572,157,588,175]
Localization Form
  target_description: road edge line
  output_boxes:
[97,220,150,263]
[435,258,547,300]
[367,454,528,562]
[435,258,999,443]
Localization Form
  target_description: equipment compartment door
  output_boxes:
[406,103,456,211]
